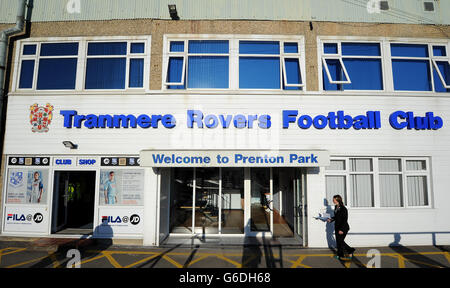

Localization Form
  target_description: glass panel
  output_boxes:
[407,176,428,206]
[239,57,280,89]
[325,175,346,206]
[250,168,271,232]
[323,59,348,91]
[434,61,450,92]
[170,168,194,233]
[392,59,432,91]
[284,42,298,53]
[239,41,280,55]
[324,43,338,54]
[326,160,346,171]
[87,42,127,55]
[342,58,383,90]
[187,56,229,88]
[284,58,302,85]
[188,40,229,54]
[432,46,447,57]
[391,44,429,57]
[129,59,144,88]
[167,57,184,82]
[194,168,219,234]
[130,43,145,53]
[170,41,184,52]
[19,60,34,88]
[350,158,372,172]
[37,58,77,90]
[350,174,374,207]
[40,43,79,56]
[380,175,403,207]
[273,168,295,237]
[379,159,401,172]
[406,160,426,171]
[221,168,244,234]
[342,42,381,56]
[23,44,36,55]
[85,58,126,89]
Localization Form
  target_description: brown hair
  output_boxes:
[333,195,345,207]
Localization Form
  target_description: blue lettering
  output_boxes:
[60,110,77,128]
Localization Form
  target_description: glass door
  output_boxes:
[247,168,272,235]
[293,168,306,245]
[194,168,220,234]
[169,167,245,235]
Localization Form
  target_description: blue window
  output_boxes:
[87,42,126,56]
[392,59,431,91]
[165,39,303,90]
[322,42,383,91]
[391,43,449,92]
[284,43,298,54]
[240,57,280,89]
[129,59,144,88]
[433,61,450,92]
[240,41,279,55]
[130,43,145,54]
[23,44,36,55]
[324,43,338,54]
[86,42,145,89]
[18,42,80,90]
[41,43,79,56]
[37,58,77,90]
[239,40,303,90]
[18,60,34,88]
[17,39,148,91]
[166,40,229,89]
[86,58,126,89]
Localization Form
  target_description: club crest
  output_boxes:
[30,103,53,133]
[9,171,24,188]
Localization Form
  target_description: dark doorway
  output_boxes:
[51,171,96,234]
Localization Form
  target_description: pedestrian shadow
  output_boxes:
[241,220,283,268]
[388,233,447,268]
[241,237,262,268]
[29,223,113,268]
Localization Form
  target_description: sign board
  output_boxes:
[96,207,143,236]
[3,206,49,233]
[140,150,330,167]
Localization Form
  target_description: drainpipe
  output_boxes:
[0,0,27,159]
[0,0,27,97]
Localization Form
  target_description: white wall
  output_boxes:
[4,93,450,247]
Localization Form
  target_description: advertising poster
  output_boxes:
[99,169,144,206]
[3,206,49,233]
[96,207,143,236]
[6,168,49,205]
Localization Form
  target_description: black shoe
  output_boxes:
[348,248,356,258]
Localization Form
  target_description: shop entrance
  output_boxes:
[166,167,306,244]
[51,171,96,234]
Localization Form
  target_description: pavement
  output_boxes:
[0,238,449,268]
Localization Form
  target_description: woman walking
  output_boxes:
[327,195,355,259]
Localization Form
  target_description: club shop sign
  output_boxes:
[58,109,443,131]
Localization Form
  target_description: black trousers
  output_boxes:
[335,230,354,257]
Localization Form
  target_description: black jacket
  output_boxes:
[330,205,350,233]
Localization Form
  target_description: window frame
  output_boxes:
[325,157,432,209]
[13,36,151,93]
[162,34,306,92]
[319,39,385,91]
[317,36,450,94]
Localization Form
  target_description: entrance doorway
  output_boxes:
[166,167,307,245]
[51,171,96,234]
